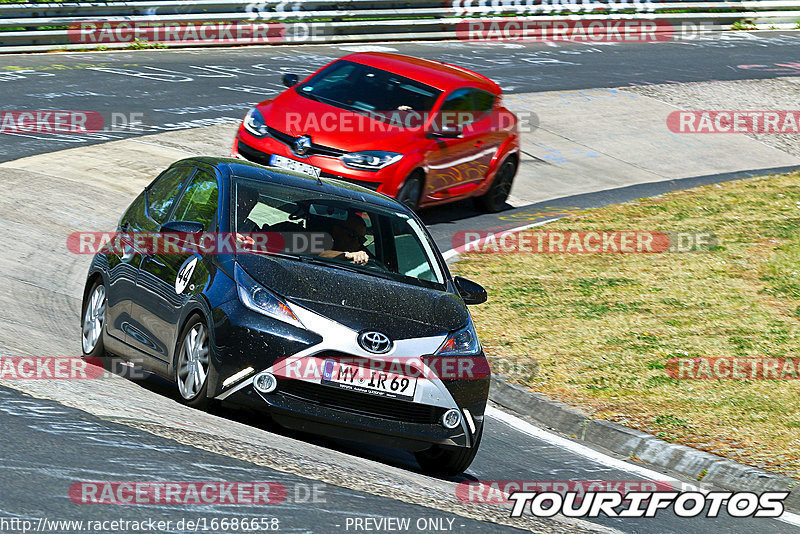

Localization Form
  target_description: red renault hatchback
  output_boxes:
[232,52,519,212]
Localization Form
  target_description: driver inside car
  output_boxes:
[318,211,369,265]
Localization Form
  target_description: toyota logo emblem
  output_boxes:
[358,331,393,354]
[294,135,312,156]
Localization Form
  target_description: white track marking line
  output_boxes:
[487,406,800,527]
[487,406,682,482]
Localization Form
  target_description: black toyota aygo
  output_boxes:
[81,157,490,475]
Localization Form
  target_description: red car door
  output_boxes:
[423,88,499,203]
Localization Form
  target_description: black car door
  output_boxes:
[106,166,192,351]
[104,190,147,344]
[120,165,195,364]
[131,167,220,372]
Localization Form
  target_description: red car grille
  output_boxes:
[266,127,347,157]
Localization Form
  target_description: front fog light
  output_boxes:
[442,409,462,429]
[254,372,277,394]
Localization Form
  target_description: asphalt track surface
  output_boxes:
[3,32,800,163]
[2,34,800,533]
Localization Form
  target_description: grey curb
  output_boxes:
[488,375,800,511]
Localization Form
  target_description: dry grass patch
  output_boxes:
[454,172,800,478]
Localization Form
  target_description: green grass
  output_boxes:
[731,20,758,30]
[454,172,800,479]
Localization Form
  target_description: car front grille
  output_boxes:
[266,127,347,157]
[277,378,444,425]
[237,140,382,191]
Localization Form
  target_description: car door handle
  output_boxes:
[473,140,484,147]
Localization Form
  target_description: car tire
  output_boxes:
[396,171,424,212]
[174,315,215,410]
[81,279,108,360]
[414,424,483,476]
[475,158,517,213]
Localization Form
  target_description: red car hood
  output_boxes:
[258,90,419,153]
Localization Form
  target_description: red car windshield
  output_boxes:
[295,60,442,127]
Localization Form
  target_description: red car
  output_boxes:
[232,52,519,212]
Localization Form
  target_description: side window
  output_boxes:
[171,170,219,230]
[438,88,481,128]
[147,166,193,225]
[387,217,436,282]
[120,191,148,231]
[393,231,435,282]
[472,89,495,117]
[440,88,473,113]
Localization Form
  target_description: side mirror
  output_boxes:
[427,124,463,139]
[454,276,487,305]
[160,221,205,234]
[282,73,299,88]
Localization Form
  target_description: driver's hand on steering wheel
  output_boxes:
[344,250,369,265]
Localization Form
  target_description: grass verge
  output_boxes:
[453,172,800,479]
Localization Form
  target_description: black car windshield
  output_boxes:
[295,60,442,127]
[232,178,446,288]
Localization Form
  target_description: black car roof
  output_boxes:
[180,157,407,212]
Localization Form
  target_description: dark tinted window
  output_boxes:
[120,191,150,231]
[147,166,194,224]
[473,89,495,114]
[171,170,219,230]
[438,88,495,126]
[440,88,473,113]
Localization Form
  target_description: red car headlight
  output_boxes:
[243,108,269,138]
[340,151,402,171]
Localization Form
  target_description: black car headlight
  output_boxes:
[243,108,269,138]
[340,151,402,171]
[234,264,304,329]
[436,321,481,356]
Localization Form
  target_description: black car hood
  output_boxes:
[236,255,466,340]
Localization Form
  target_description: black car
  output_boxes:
[80,157,490,475]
